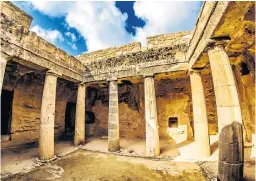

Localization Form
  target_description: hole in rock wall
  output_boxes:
[65,102,76,138]
[86,111,95,124]
[240,62,250,75]
[168,117,178,128]
[121,80,133,86]
[1,89,13,136]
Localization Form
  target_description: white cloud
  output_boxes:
[65,1,134,52]
[30,1,74,17]
[133,1,201,44]
[30,25,64,43]
[68,42,78,50]
[28,1,201,52]
[30,1,134,52]
[65,32,77,42]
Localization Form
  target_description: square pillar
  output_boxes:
[208,45,243,181]
[74,83,86,146]
[144,76,160,156]
[108,80,120,152]
[190,71,211,157]
[39,71,58,160]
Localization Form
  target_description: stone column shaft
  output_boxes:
[190,71,211,157]
[208,45,242,131]
[108,80,120,152]
[208,45,243,181]
[144,76,160,156]
[74,84,86,146]
[39,72,57,160]
[0,57,8,95]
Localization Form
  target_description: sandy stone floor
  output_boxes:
[1,136,255,180]
[2,150,207,181]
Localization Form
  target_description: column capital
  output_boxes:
[77,82,89,87]
[205,36,230,53]
[206,44,225,53]
[0,53,11,63]
[142,74,155,78]
[189,68,203,74]
[46,70,61,77]
[107,77,118,82]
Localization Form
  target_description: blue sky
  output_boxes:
[13,1,202,56]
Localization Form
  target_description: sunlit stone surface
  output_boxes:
[1,2,255,181]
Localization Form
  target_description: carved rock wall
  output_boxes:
[90,78,196,140]
[232,59,255,143]
[2,72,77,147]
[201,73,218,135]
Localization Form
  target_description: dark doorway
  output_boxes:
[168,117,178,128]
[1,89,14,136]
[64,102,76,139]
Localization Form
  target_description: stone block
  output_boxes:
[194,122,209,141]
[214,85,240,107]
[218,161,243,181]
[217,106,242,131]
[108,139,120,152]
[219,122,243,144]
[219,142,243,163]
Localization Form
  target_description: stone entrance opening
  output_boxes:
[1,89,13,138]
[168,117,178,128]
[64,102,76,139]
[86,111,96,136]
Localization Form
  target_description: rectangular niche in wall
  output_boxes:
[1,89,14,138]
[168,117,178,128]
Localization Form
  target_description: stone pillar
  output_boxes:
[190,71,211,157]
[74,83,86,146]
[208,45,243,181]
[0,57,8,95]
[108,80,120,152]
[208,45,242,130]
[39,71,58,160]
[144,76,160,156]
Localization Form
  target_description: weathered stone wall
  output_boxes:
[90,78,195,140]
[147,31,192,49]
[1,1,32,30]
[1,2,85,82]
[232,58,255,144]
[2,71,77,147]
[201,72,218,135]
[90,83,145,139]
[155,78,193,139]
[78,42,141,64]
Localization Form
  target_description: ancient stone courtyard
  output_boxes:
[1,1,255,181]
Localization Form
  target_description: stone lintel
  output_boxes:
[46,70,62,77]
[188,2,230,68]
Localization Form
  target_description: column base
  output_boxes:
[108,139,120,152]
[146,148,160,157]
[74,140,86,147]
[37,155,57,163]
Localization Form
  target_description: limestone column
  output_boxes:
[190,71,211,157]
[74,83,86,146]
[208,45,243,181]
[108,80,120,152]
[144,76,160,156]
[39,71,58,160]
[0,57,8,95]
[208,45,242,130]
